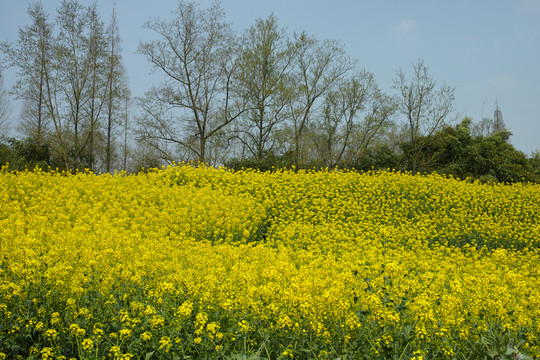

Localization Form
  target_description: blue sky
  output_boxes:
[1,0,539,154]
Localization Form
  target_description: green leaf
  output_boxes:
[480,335,490,347]
[486,349,498,358]
[145,351,156,360]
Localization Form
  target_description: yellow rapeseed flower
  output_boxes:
[1,165,539,358]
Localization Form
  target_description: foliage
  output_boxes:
[409,118,539,183]
[1,165,539,359]
[347,143,404,172]
[225,151,296,172]
[530,151,540,178]
[0,138,52,171]
[225,118,540,185]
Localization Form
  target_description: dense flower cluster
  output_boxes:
[1,164,539,359]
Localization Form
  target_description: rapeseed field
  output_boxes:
[1,164,539,359]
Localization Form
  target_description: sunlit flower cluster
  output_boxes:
[0,164,539,359]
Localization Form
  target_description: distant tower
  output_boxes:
[493,100,506,133]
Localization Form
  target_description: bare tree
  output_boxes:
[0,65,11,138]
[312,70,384,167]
[56,0,94,170]
[233,14,297,162]
[287,32,353,167]
[136,94,179,163]
[85,2,108,171]
[346,90,396,164]
[121,96,131,171]
[76,3,107,171]
[137,0,244,164]
[104,3,129,172]
[1,2,53,145]
[471,117,495,138]
[393,59,454,173]
[472,100,507,139]
[493,100,506,133]
[2,0,127,172]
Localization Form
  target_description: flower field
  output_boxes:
[1,165,539,359]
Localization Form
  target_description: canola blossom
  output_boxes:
[0,164,539,359]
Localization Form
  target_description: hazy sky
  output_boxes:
[1,0,539,154]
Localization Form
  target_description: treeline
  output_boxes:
[0,1,129,173]
[1,0,539,183]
